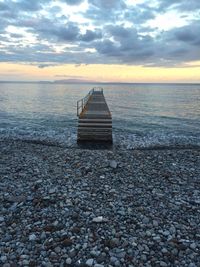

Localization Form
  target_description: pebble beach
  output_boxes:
[0,140,200,267]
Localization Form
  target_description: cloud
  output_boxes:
[62,0,84,5]
[80,29,102,42]
[89,0,126,10]
[9,33,24,38]
[83,0,126,23]
[37,21,80,42]
[124,4,156,24]
[173,22,200,45]
[0,1,9,11]
[157,0,200,12]
[15,0,51,11]
[12,16,80,42]
[0,0,199,68]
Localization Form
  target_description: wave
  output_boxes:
[0,126,200,150]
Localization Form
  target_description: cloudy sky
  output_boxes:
[0,0,200,82]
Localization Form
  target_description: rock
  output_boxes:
[105,238,120,248]
[153,236,161,241]
[1,139,200,267]
[169,225,176,234]
[109,160,117,169]
[190,243,196,250]
[62,238,73,247]
[0,256,7,263]
[68,248,77,258]
[159,261,167,267]
[49,188,56,194]
[29,234,37,241]
[54,246,61,253]
[163,230,170,236]
[153,220,159,227]
[90,251,100,257]
[161,248,168,254]
[132,242,137,247]
[142,217,149,224]
[86,259,94,266]
[146,230,151,237]
[92,216,108,223]
[40,232,46,239]
[22,260,29,265]
[66,258,72,265]
[110,256,118,263]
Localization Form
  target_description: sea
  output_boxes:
[0,83,200,150]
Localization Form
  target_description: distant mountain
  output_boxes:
[53,79,99,84]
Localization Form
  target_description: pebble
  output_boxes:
[190,243,196,250]
[0,140,199,267]
[163,230,170,236]
[0,216,5,222]
[0,256,7,263]
[86,259,94,266]
[29,233,37,241]
[92,216,107,223]
[66,258,72,265]
[109,160,117,168]
[146,230,152,237]
[161,248,168,254]
[159,261,168,267]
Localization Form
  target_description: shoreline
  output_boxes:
[0,140,200,266]
[1,137,200,151]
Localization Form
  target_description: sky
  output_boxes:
[0,0,200,82]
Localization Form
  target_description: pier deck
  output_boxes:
[77,88,112,143]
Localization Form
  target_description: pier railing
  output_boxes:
[77,87,103,116]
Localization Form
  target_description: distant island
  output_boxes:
[0,79,97,84]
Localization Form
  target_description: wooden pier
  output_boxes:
[77,88,112,143]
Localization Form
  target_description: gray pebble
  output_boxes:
[86,259,94,266]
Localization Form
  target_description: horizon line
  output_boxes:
[0,80,200,85]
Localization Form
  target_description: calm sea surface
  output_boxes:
[0,83,200,149]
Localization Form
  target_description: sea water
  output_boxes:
[0,83,200,149]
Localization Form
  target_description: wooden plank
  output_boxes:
[78,123,112,127]
[77,88,112,143]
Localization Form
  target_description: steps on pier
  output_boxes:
[77,88,112,143]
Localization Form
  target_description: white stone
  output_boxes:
[132,242,137,247]
[92,216,106,223]
[29,234,37,241]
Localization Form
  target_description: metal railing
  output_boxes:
[77,87,103,116]
[93,87,103,92]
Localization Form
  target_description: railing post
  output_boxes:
[77,88,96,117]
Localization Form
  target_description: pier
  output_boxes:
[77,88,112,143]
